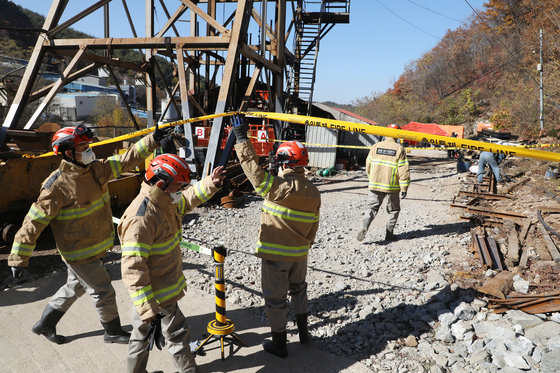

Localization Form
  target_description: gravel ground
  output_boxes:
[5,148,560,372]
[179,150,494,372]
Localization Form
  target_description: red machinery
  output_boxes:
[194,121,275,157]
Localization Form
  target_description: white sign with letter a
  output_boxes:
[257,130,268,142]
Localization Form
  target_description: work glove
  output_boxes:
[231,114,249,144]
[153,125,174,143]
[143,314,165,351]
[400,191,407,199]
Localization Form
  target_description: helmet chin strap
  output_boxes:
[155,179,171,192]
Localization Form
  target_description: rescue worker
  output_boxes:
[118,154,225,373]
[477,150,505,184]
[356,124,410,242]
[8,124,172,345]
[231,114,321,358]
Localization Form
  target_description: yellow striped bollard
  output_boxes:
[194,244,247,360]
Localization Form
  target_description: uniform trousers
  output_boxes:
[361,190,401,234]
[127,302,195,373]
[48,259,118,322]
[261,259,308,333]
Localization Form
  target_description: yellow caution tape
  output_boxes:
[26,110,560,163]
[244,111,560,163]
[36,112,232,158]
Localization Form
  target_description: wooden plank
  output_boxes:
[519,217,532,243]
[458,191,511,200]
[539,224,560,262]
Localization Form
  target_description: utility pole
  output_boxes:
[538,29,544,132]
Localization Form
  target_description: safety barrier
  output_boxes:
[23,111,560,163]
[244,112,560,163]
[179,241,246,359]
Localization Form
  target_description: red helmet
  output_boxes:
[52,125,93,155]
[388,124,401,130]
[146,154,191,185]
[275,141,309,167]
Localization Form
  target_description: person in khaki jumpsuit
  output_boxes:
[118,154,224,373]
[356,124,410,242]
[8,124,171,345]
[232,115,321,358]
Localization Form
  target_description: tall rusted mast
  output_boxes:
[2,0,349,176]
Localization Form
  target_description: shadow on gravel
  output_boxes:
[315,285,476,362]
[197,286,475,372]
[392,222,470,242]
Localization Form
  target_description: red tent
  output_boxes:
[402,122,448,136]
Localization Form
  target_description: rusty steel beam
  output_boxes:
[451,204,527,221]
[458,191,512,200]
[476,233,493,268]
[471,231,485,266]
[539,223,560,262]
[487,235,504,271]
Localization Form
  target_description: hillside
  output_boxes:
[0,0,173,83]
[354,0,560,141]
[0,0,95,58]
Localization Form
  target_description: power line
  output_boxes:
[373,0,439,40]
[406,0,464,24]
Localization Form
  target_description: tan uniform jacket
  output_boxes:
[235,140,321,263]
[8,135,158,267]
[366,137,410,193]
[118,177,219,321]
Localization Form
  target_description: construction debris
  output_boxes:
[489,291,560,314]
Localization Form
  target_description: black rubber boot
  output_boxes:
[31,305,66,344]
[385,229,397,242]
[101,316,131,344]
[263,331,288,358]
[296,313,311,344]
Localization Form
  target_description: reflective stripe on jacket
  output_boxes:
[366,137,410,193]
[118,177,219,320]
[235,140,321,262]
[8,134,159,267]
